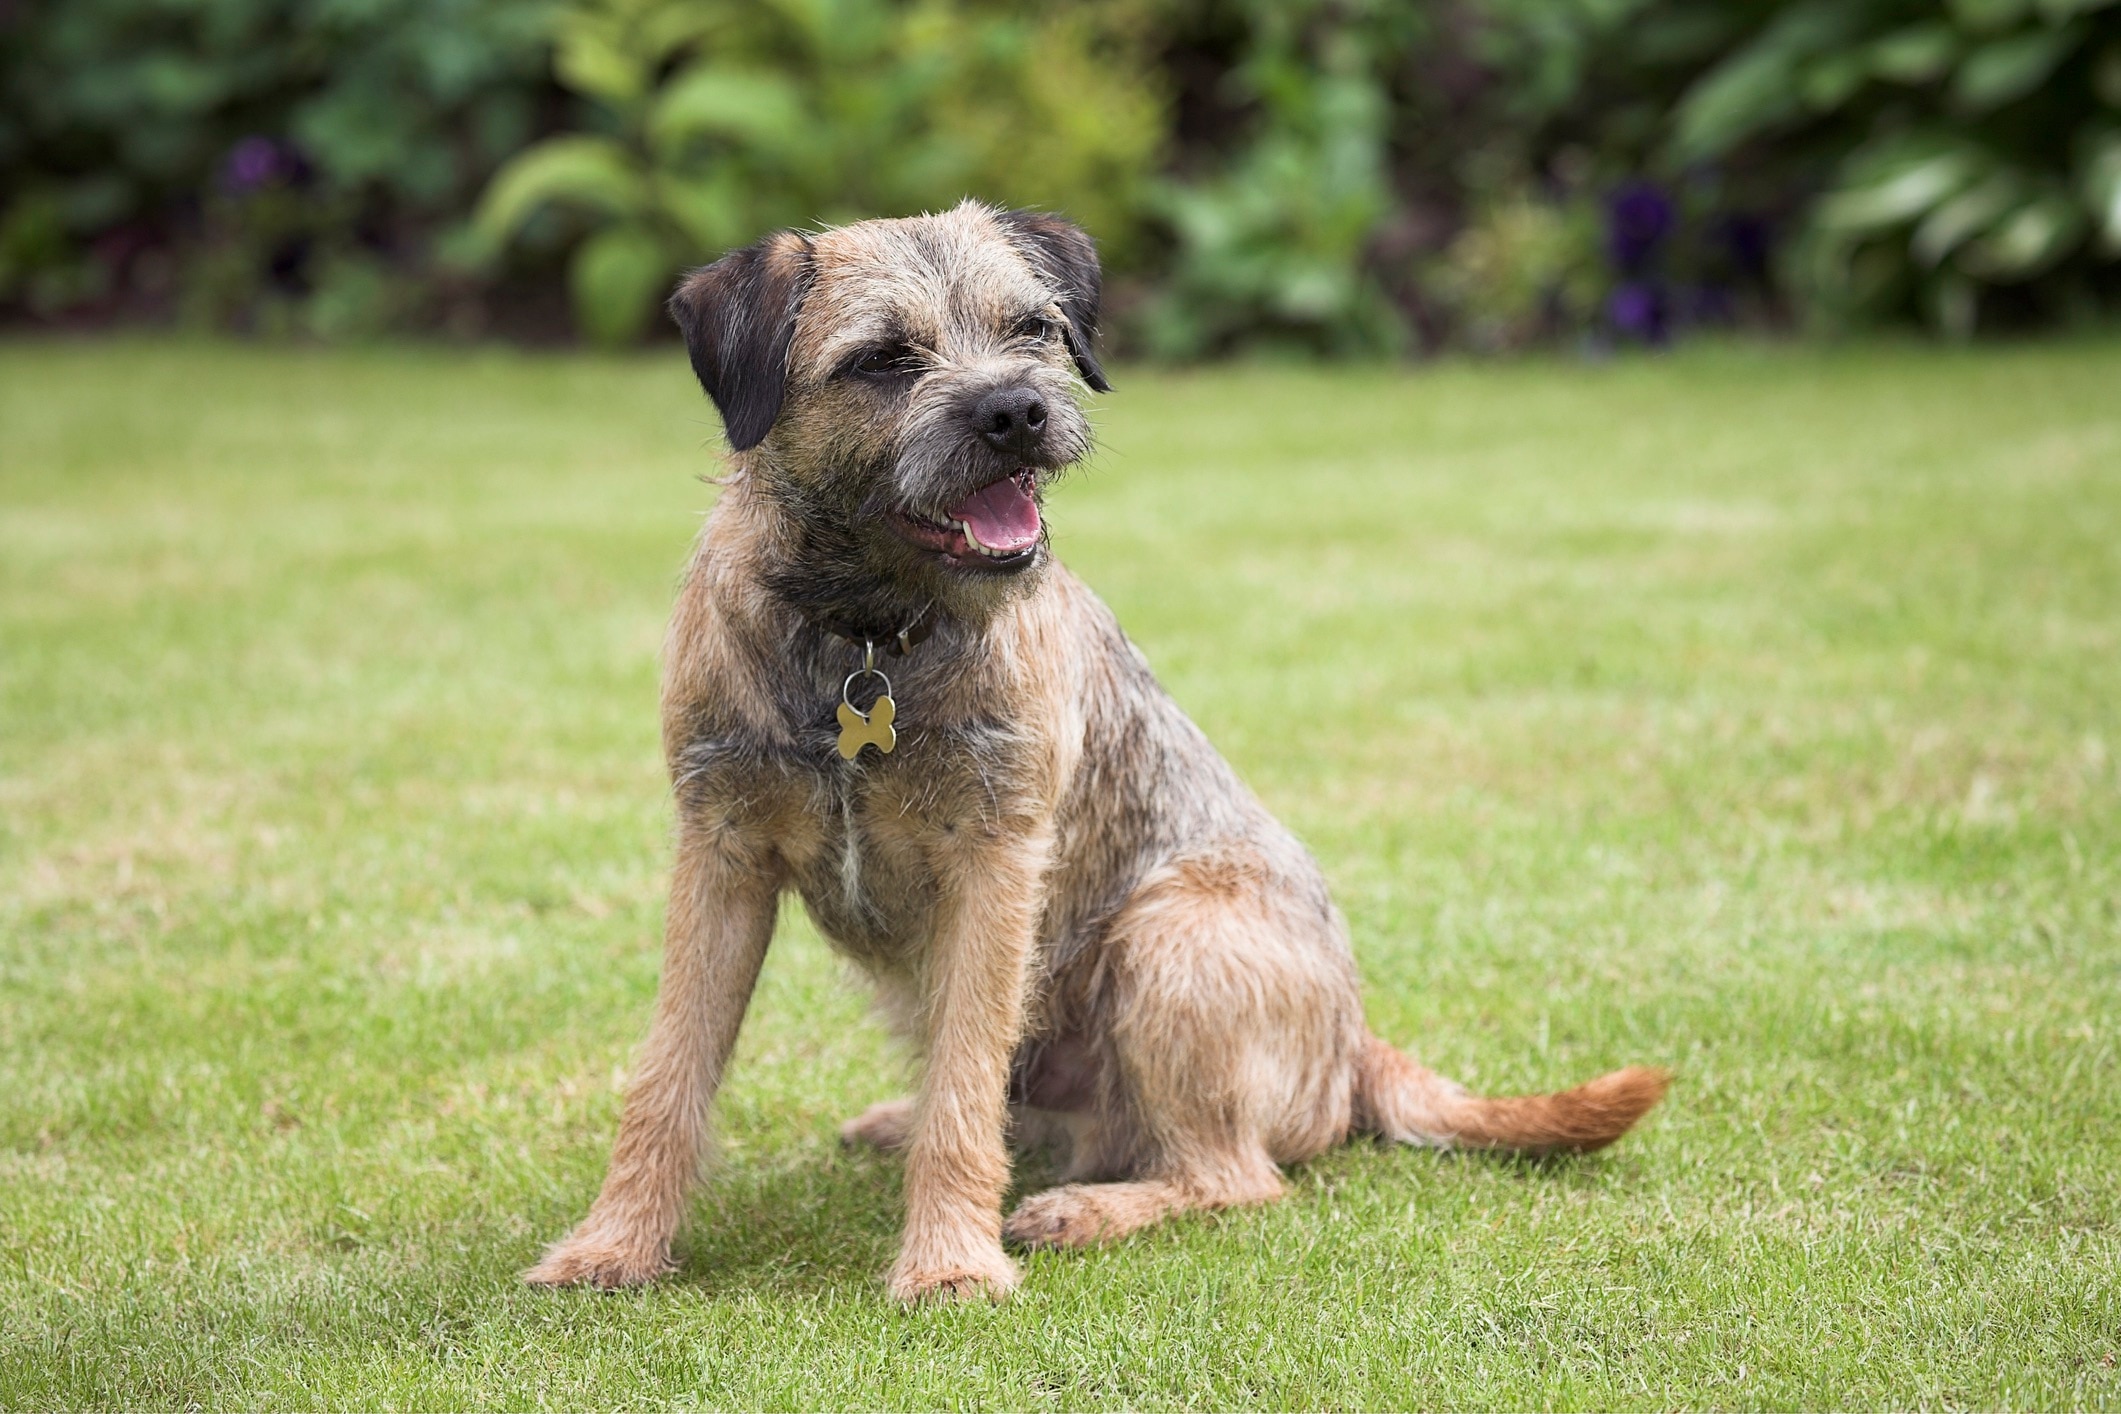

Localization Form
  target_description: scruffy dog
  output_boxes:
[525,201,1667,1303]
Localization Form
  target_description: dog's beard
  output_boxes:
[753,458,1043,636]
[753,470,922,633]
[758,371,1091,633]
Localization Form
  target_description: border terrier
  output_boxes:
[525,201,1667,1303]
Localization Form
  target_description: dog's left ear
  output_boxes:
[996,209,1113,393]
[668,230,815,451]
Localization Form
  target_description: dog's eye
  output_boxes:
[846,344,921,379]
[1013,313,1059,342]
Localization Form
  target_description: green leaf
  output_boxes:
[475,136,648,244]
[1673,46,1802,157]
[1803,52,1872,109]
[1671,1,1862,158]
[1959,192,2087,276]
[569,223,672,346]
[1949,0,2035,33]
[2080,129,2121,251]
[656,170,757,254]
[1953,25,2084,110]
[1911,171,2027,264]
[1817,149,1985,232]
[646,66,810,159]
[1870,23,1960,83]
[555,28,647,108]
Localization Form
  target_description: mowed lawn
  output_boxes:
[2,337,2118,1409]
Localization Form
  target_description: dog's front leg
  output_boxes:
[887,827,1052,1303]
[525,824,780,1288]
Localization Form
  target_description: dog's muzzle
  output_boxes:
[886,468,1042,573]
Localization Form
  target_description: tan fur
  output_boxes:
[525,203,1667,1303]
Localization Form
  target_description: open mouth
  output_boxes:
[885,468,1042,571]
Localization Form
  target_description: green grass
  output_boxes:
[3,336,2118,1409]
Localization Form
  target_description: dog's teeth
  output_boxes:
[936,513,1020,558]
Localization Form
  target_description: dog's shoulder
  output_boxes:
[661,512,780,725]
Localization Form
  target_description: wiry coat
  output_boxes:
[526,203,1665,1303]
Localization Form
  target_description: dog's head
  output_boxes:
[669,201,1108,624]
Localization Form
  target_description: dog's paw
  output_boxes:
[1002,1185,1115,1249]
[885,1243,1021,1304]
[839,1098,914,1152]
[522,1226,674,1290]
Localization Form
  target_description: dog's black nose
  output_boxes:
[972,385,1048,458]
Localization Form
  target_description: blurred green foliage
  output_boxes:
[471,0,1159,344]
[1134,0,1412,357]
[1139,0,2121,348]
[2,0,2116,348]
[1428,190,1604,352]
[0,0,558,336]
[1662,0,2121,334]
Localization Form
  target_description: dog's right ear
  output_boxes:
[668,231,814,452]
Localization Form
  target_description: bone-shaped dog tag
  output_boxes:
[837,693,896,759]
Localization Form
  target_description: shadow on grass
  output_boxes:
[663,1129,1627,1299]
[671,1135,1092,1292]
[673,1142,907,1295]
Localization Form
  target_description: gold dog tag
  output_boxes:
[837,693,896,759]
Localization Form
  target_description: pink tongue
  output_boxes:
[948,476,1041,553]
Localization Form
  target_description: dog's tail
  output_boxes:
[1352,1034,1668,1155]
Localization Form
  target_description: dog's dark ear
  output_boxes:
[668,231,814,451]
[996,209,1112,393]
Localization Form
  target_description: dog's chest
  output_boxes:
[789,771,933,965]
[824,712,1045,938]
[678,705,1043,967]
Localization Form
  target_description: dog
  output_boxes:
[524,201,1667,1303]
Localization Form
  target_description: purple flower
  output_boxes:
[222,136,288,193]
[1607,281,1669,345]
[1606,181,1675,273]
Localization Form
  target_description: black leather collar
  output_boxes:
[816,609,936,658]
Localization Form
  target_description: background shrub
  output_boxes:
[2,0,2116,349]
[1663,0,2121,335]
[0,0,561,337]
[470,0,1160,345]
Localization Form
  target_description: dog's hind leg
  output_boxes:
[1003,1158,1286,1249]
[1003,851,1365,1249]
[840,1098,913,1151]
